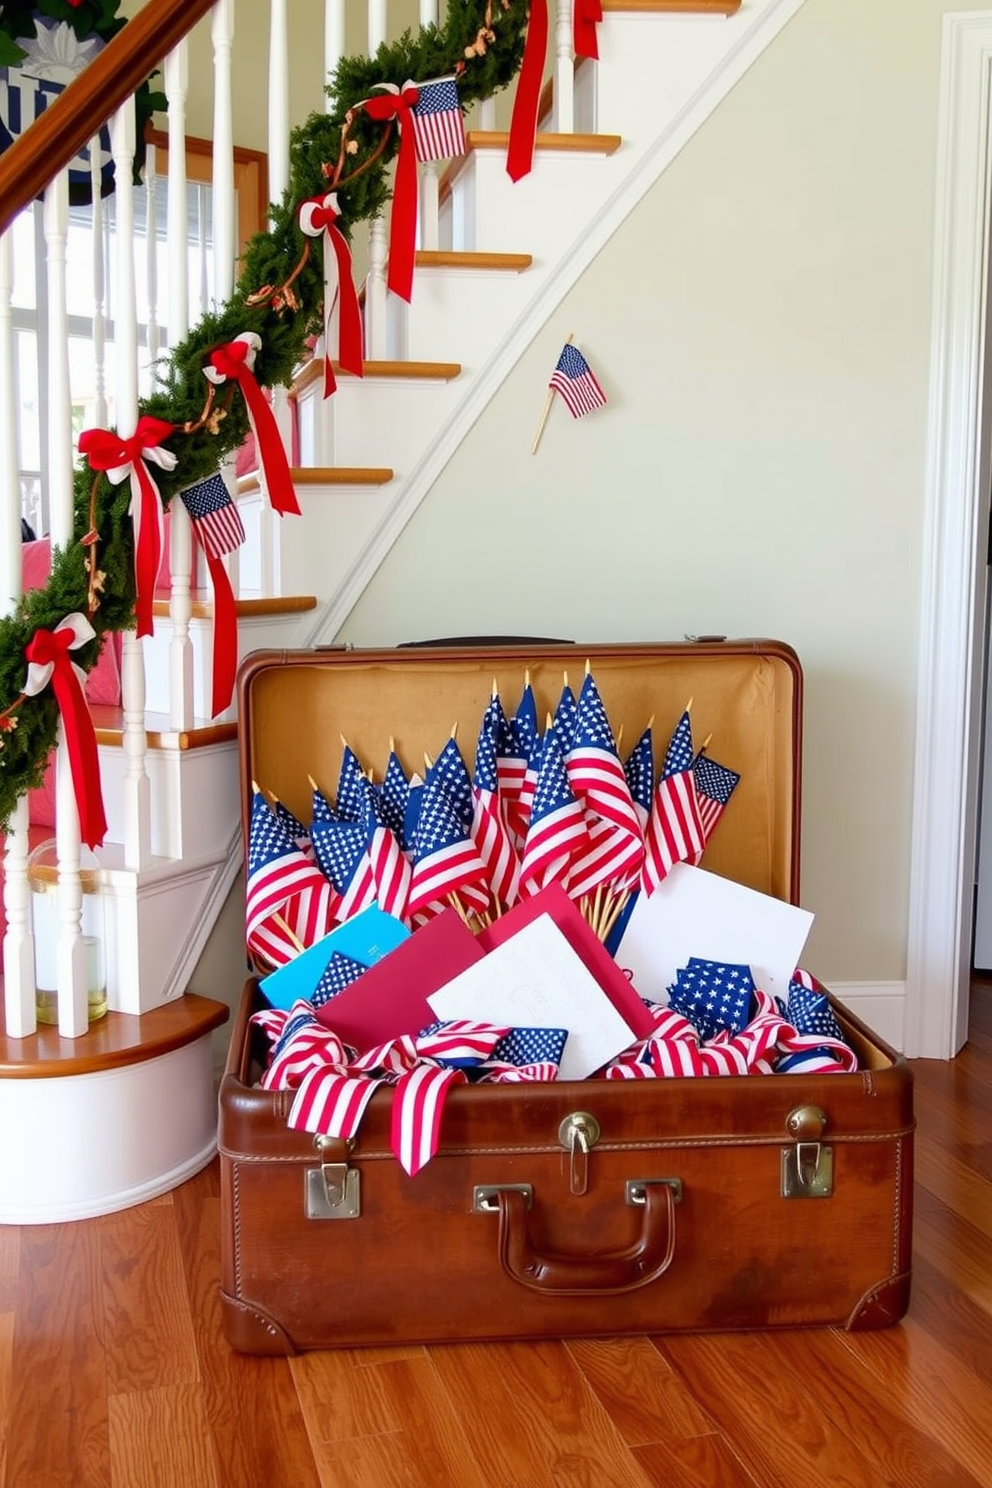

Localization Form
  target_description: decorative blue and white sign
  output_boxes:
[0,18,112,201]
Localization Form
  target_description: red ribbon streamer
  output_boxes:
[206,339,301,517]
[199,543,238,719]
[24,628,108,850]
[78,416,175,639]
[299,196,365,398]
[507,0,549,183]
[363,85,421,303]
[574,0,602,60]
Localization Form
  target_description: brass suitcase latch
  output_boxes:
[306,1137,361,1219]
[781,1104,833,1198]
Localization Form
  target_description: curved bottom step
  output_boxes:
[0,994,228,1223]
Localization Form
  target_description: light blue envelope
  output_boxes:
[259,905,411,1011]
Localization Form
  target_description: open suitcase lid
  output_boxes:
[236,638,803,905]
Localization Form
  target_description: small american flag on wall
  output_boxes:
[179,472,245,557]
[549,343,607,419]
[411,76,467,163]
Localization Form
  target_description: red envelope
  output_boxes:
[476,883,656,1041]
[313,908,486,1051]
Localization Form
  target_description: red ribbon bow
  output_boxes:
[204,334,301,517]
[298,193,365,398]
[507,0,549,183]
[23,617,108,850]
[363,83,421,303]
[78,416,176,639]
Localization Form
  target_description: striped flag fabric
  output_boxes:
[566,671,644,897]
[693,753,741,845]
[246,791,338,966]
[410,75,467,163]
[549,343,607,419]
[407,768,491,921]
[519,723,588,897]
[310,817,377,922]
[471,698,520,910]
[179,471,245,558]
[502,680,540,846]
[641,711,705,894]
[360,776,411,921]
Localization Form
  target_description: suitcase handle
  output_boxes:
[494,1182,679,1296]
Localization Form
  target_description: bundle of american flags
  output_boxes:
[244,665,741,969]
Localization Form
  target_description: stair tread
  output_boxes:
[152,594,318,620]
[0,991,229,1079]
[91,705,239,750]
[415,249,533,271]
[237,467,394,493]
[464,130,622,157]
[602,0,740,11]
[294,358,462,392]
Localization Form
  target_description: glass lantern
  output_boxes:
[27,839,108,1025]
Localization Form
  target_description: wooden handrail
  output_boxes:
[0,0,218,236]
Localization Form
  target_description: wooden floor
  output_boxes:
[1,988,990,1488]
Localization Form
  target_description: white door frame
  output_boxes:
[905,13,992,1058]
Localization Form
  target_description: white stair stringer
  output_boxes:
[100,825,243,1016]
[299,0,809,644]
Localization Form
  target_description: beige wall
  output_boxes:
[336,0,982,987]
[163,0,989,993]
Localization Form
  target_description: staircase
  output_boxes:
[0,0,809,1221]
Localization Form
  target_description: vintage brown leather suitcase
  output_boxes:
[218,641,913,1354]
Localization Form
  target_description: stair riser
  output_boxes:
[141,611,311,721]
[97,739,239,860]
[237,482,395,610]
[297,378,462,473]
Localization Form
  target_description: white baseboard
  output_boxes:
[829,982,906,1053]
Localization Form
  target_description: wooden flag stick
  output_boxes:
[273,912,306,955]
[531,333,573,455]
[599,889,631,943]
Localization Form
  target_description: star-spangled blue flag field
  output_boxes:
[410,75,467,163]
[625,726,655,827]
[668,959,755,1043]
[312,950,369,1007]
[693,753,741,841]
[492,1026,568,1068]
[549,343,607,419]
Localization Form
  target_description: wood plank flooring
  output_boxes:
[1,984,990,1488]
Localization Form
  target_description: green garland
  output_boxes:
[0,0,530,830]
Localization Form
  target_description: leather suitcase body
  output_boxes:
[218,641,914,1354]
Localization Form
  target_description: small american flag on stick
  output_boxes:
[179,472,245,557]
[411,76,467,163]
[532,338,607,452]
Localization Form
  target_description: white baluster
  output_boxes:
[269,0,290,207]
[368,0,387,52]
[365,219,389,359]
[415,0,441,250]
[1,228,37,1036]
[165,40,194,731]
[55,733,89,1038]
[365,0,391,358]
[145,139,160,382]
[1,230,20,607]
[554,0,574,134]
[212,0,237,305]
[111,98,152,872]
[478,98,496,130]
[325,0,345,110]
[91,146,108,429]
[43,171,73,548]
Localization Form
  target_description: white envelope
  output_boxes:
[615,862,814,1007]
[427,912,638,1080]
